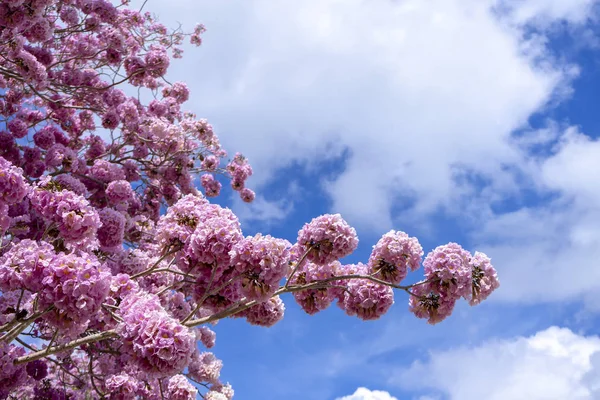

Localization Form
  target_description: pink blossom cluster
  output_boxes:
[409,243,500,324]
[368,230,423,284]
[155,194,210,251]
[231,234,291,301]
[0,156,28,206]
[297,213,359,265]
[0,342,27,398]
[184,204,243,277]
[467,251,500,306]
[116,291,196,378]
[340,263,395,320]
[290,260,340,314]
[0,240,111,337]
[30,180,101,250]
[243,295,286,327]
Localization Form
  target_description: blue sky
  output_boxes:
[132,0,600,398]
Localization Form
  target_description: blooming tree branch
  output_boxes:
[0,0,500,398]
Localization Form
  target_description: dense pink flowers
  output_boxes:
[0,342,27,398]
[97,208,126,249]
[409,281,457,325]
[168,374,199,400]
[30,182,101,250]
[201,173,222,197]
[338,263,394,320]
[240,187,255,203]
[297,213,359,265]
[37,252,111,335]
[409,245,499,324]
[0,156,28,205]
[226,153,253,191]
[155,194,210,251]
[202,155,219,171]
[0,239,56,292]
[244,296,285,327]
[198,326,217,348]
[183,204,243,278]
[106,180,135,205]
[291,260,340,315]
[231,234,291,301]
[105,373,141,398]
[188,351,223,384]
[423,243,472,299]
[466,251,500,305]
[368,230,423,284]
[117,292,195,378]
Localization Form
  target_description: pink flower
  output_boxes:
[423,243,472,300]
[0,342,27,397]
[368,230,423,284]
[198,326,217,348]
[7,118,28,138]
[97,208,125,249]
[0,156,29,205]
[106,180,134,205]
[340,263,394,320]
[183,204,243,274]
[409,281,457,325]
[188,352,222,384]
[201,174,222,197]
[201,155,219,171]
[243,295,285,327]
[33,126,57,149]
[465,251,500,305]
[231,234,291,301]
[167,375,198,400]
[239,188,255,203]
[297,213,358,265]
[290,261,340,315]
[117,292,196,378]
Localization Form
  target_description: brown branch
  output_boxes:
[14,330,118,365]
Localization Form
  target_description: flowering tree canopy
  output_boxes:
[0,0,500,399]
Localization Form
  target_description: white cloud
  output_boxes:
[495,0,598,27]
[230,193,293,228]
[336,387,398,400]
[392,326,600,400]
[469,127,600,304]
[541,128,600,207]
[131,0,594,230]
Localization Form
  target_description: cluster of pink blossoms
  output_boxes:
[297,213,359,264]
[231,234,291,301]
[368,230,424,284]
[409,243,500,324]
[0,0,500,398]
[116,292,196,378]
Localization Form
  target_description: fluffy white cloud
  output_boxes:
[336,387,398,400]
[131,0,591,231]
[470,127,600,304]
[542,128,600,207]
[392,326,600,400]
[496,0,597,26]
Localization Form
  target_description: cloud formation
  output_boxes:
[393,326,600,400]
[135,0,591,231]
[472,127,600,304]
[336,387,399,400]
